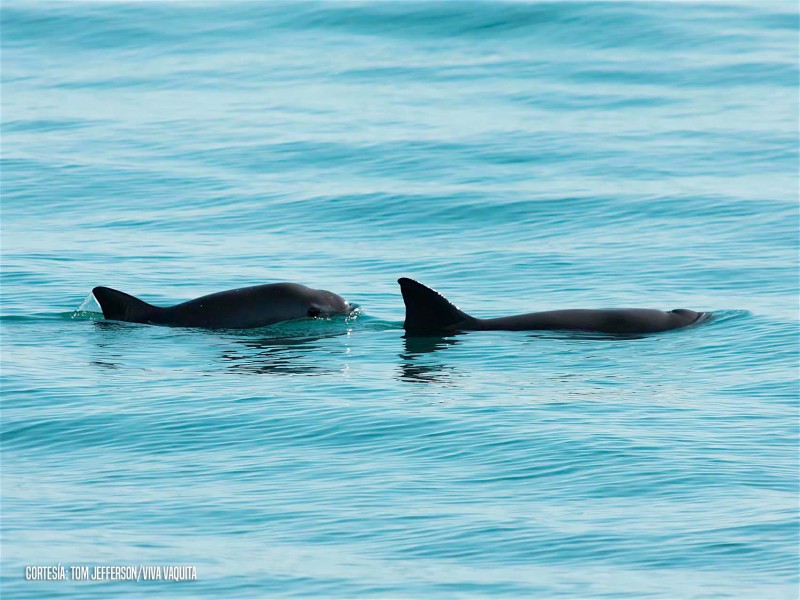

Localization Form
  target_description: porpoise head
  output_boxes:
[668,308,707,327]
[305,287,352,319]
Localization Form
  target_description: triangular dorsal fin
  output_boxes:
[398,278,474,334]
[92,286,159,324]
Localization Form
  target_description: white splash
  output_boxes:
[70,292,102,319]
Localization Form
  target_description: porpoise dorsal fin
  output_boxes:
[92,286,159,324]
[398,278,474,334]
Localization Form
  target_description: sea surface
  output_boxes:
[1,1,798,598]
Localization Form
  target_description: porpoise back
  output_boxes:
[398,278,707,335]
[93,283,350,329]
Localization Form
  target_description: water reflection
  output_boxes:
[90,320,139,370]
[397,333,461,384]
[219,332,348,375]
[90,319,352,376]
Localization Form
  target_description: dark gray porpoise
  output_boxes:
[399,278,708,335]
[92,283,351,329]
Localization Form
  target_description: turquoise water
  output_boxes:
[1,1,798,597]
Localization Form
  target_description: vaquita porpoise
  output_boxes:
[398,278,709,335]
[92,283,352,329]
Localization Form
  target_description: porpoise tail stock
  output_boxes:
[398,278,708,336]
[92,283,351,329]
